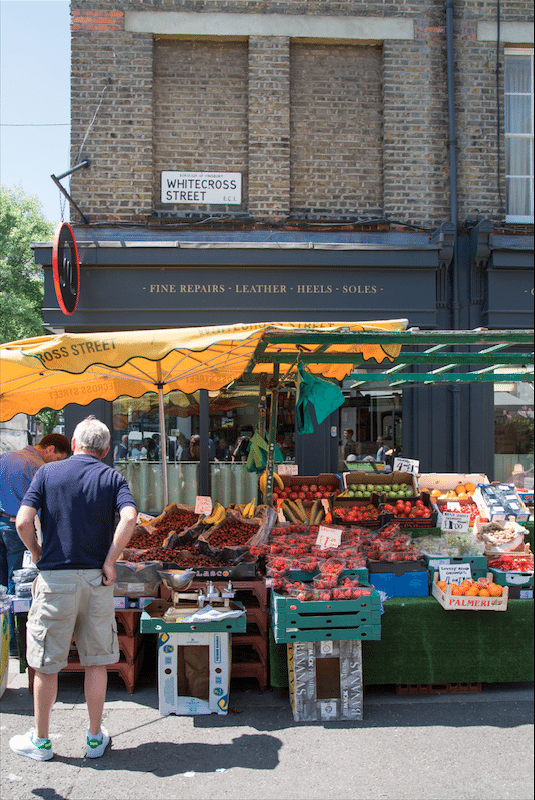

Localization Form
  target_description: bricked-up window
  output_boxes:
[505,49,534,223]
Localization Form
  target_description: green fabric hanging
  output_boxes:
[246,429,284,473]
[295,362,345,435]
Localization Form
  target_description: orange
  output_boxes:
[457,492,469,501]
[489,583,503,597]
[455,484,466,495]
[478,588,491,597]
[437,581,447,591]
[431,489,442,498]
[451,585,464,595]
[465,588,479,597]
[464,482,476,493]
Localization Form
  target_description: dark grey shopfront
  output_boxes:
[34,225,534,478]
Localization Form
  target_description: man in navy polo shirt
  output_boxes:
[10,416,137,762]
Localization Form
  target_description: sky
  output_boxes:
[0,0,71,224]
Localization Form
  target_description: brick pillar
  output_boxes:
[382,38,450,228]
[70,9,154,223]
[248,36,291,221]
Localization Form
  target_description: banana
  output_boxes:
[243,499,256,519]
[259,470,285,496]
[309,499,320,524]
[203,501,225,526]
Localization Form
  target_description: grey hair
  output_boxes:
[73,416,110,456]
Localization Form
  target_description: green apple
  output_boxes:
[354,491,363,498]
[358,484,366,492]
[388,491,397,499]
[346,490,355,498]
[366,484,375,492]
[349,484,358,492]
[391,483,399,491]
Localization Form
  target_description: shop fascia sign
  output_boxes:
[161,171,242,205]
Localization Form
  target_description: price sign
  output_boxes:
[441,511,470,533]
[438,563,473,584]
[394,458,420,475]
[316,525,343,550]
[446,501,462,511]
[278,464,299,476]
[276,499,286,524]
[195,496,213,516]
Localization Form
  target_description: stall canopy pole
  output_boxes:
[199,389,210,496]
[265,388,280,507]
[156,367,169,508]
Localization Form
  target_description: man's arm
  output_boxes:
[102,505,138,586]
[16,504,41,565]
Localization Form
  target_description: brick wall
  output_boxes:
[153,39,249,214]
[69,0,533,226]
[290,43,383,220]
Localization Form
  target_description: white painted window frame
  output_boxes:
[504,47,534,224]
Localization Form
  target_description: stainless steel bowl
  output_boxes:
[157,569,196,591]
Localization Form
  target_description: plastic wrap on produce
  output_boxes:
[198,506,277,564]
[115,561,164,584]
[288,639,363,721]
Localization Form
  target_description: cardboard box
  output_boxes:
[431,573,509,611]
[287,639,363,721]
[156,630,231,716]
[10,597,31,614]
[419,473,489,494]
[473,484,531,524]
[369,569,429,599]
[342,471,418,497]
[140,599,246,633]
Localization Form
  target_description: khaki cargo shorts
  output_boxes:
[27,569,119,674]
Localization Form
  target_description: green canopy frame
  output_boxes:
[242,328,534,504]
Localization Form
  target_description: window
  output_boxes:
[505,49,534,223]
[494,368,534,488]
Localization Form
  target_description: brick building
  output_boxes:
[34,0,533,486]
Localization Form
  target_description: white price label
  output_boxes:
[195,495,213,516]
[277,464,299,476]
[393,458,420,475]
[441,511,470,533]
[438,563,473,584]
[316,525,343,550]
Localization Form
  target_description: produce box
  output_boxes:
[114,581,160,599]
[156,630,231,716]
[431,573,509,611]
[419,473,488,503]
[331,498,382,528]
[473,483,531,524]
[488,568,534,588]
[161,558,258,580]
[271,588,381,643]
[342,471,418,498]
[279,473,342,496]
[9,597,31,614]
[288,639,364,721]
[140,599,246,633]
[369,569,429,599]
[423,554,487,580]
[380,494,438,529]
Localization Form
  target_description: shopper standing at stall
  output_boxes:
[0,433,71,653]
[9,416,137,761]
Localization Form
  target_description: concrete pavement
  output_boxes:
[1,655,533,800]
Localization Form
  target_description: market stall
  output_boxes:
[1,324,533,716]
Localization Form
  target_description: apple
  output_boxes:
[322,492,330,499]
[291,485,300,493]
[314,491,323,499]
[309,484,318,493]
[289,492,298,500]
[391,483,400,491]
[279,491,288,499]
[358,484,366,492]
[298,491,307,500]
[306,492,315,501]
[301,484,309,493]
[366,484,375,492]
[318,485,326,493]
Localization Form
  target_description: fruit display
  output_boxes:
[417,532,485,558]
[338,481,414,500]
[474,519,528,552]
[426,481,477,502]
[279,497,327,525]
[486,553,534,573]
[275,481,336,501]
[382,497,434,520]
[435,576,503,597]
[333,503,380,525]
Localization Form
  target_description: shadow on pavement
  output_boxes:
[44,733,282,776]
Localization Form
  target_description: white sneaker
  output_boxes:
[10,729,54,761]
[86,727,110,758]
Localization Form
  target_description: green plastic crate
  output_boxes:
[140,599,247,633]
[272,622,381,643]
[488,568,534,588]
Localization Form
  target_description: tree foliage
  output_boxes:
[0,185,55,343]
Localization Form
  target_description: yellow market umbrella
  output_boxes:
[0,319,407,502]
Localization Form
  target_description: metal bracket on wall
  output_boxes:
[50,160,91,225]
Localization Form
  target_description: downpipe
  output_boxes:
[446,0,462,472]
